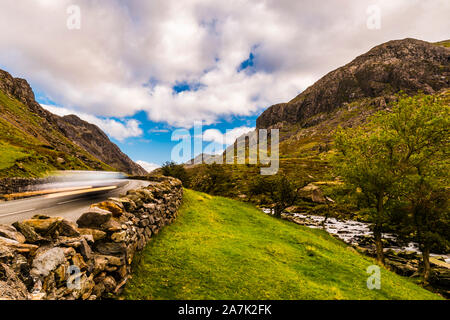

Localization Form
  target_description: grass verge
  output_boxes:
[122,189,441,300]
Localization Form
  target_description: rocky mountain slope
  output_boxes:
[186,38,449,206]
[53,114,146,175]
[257,38,449,130]
[0,69,146,177]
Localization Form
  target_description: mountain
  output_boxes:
[53,114,146,175]
[0,69,146,177]
[257,38,449,130]
[185,153,221,167]
[185,38,449,206]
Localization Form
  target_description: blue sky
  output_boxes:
[38,92,258,170]
[1,0,448,171]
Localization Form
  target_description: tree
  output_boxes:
[189,163,232,195]
[333,127,400,264]
[374,94,449,281]
[333,93,449,270]
[249,174,305,218]
[160,161,190,187]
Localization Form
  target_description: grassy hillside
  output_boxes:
[122,189,440,300]
[0,88,114,178]
[435,40,450,48]
[185,91,449,220]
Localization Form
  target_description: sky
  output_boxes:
[0,0,448,172]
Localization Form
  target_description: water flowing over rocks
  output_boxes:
[0,176,182,300]
[267,209,450,297]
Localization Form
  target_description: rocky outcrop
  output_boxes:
[0,176,182,300]
[0,69,146,175]
[54,115,146,175]
[257,38,450,129]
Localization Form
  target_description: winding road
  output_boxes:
[0,179,149,225]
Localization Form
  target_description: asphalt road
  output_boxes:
[0,179,149,225]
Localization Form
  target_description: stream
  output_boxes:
[262,209,450,264]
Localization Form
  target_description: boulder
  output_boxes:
[12,221,46,243]
[76,209,112,229]
[100,218,123,232]
[94,242,126,255]
[78,228,106,241]
[0,224,26,243]
[55,219,80,237]
[0,237,38,255]
[71,253,87,270]
[21,216,62,235]
[103,276,117,293]
[111,231,127,242]
[91,201,124,218]
[79,238,93,260]
[30,247,66,278]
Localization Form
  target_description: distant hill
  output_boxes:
[185,153,221,167]
[0,69,146,177]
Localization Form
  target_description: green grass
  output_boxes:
[0,88,116,177]
[0,141,30,170]
[435,40,450,48]
[122,189,441,300]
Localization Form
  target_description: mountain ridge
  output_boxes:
[0,68,146,177]
[256,38,450,129]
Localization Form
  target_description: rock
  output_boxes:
[0,237,39,255]
[71,253,87,270]
[0,224,26,243]
[76,209,112,229]
[79,238,93,260]
[92,256,108,274]
[101,218,122,232]
[21,216,61,235]
[30,247,66,278]
[91,201,124,218]
[311,188,326,204]
[30,292,46,300]
[54,263,69,285]
[94,242,126,256]
[78,228,107,242]
[103,276,117,293]
[12,221,45,243]
[256,39,450,129]
[430,257,450,269]
[82,234,94,244]
[111,231,127,242]
[0,242,16,263]
[80,274,95,300]
[92,282,106,297]
[55,219,80,237]
[0,263,29,300]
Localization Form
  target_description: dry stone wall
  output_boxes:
[0,178,48,196]
[0,176,183,300]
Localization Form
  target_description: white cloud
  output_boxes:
[203,126,255,146]
[42,104,142,142]
[0,0,449,127]
[135,160,160,173]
